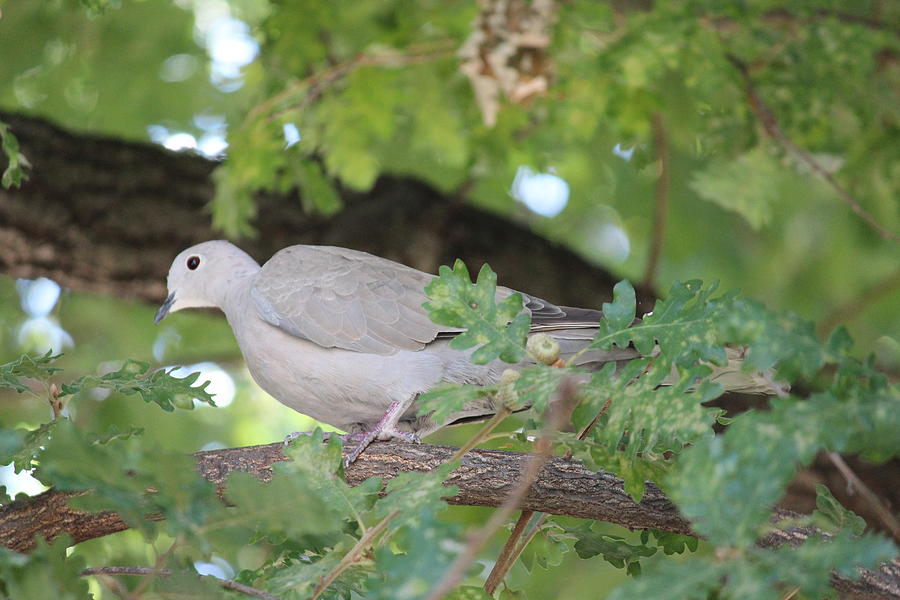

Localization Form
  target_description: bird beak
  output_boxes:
[154,292,176,324]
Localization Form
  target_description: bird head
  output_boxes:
[155,240,260,323]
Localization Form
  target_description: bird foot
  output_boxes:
[343,400,420,466]
[344,427,419,466]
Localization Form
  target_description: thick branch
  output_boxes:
[0,440,897,599]
[0,111,654,314]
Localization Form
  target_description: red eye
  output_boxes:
[187,256,201,270]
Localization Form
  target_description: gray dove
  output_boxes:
[155,240,774,462]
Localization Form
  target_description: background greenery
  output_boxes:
[0,0,897,598]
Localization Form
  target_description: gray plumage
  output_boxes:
[156,240,774,443]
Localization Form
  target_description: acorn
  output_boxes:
[526,333,560,365]
[496,368,524,410]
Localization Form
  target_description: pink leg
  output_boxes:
[344,400,419,465]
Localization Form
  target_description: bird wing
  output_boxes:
[252,245,604,354]
[251,245,461,354]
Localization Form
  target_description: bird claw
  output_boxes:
[343,427,420,468]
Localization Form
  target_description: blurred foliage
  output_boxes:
[0,0,896,360]
[0,0,899,598]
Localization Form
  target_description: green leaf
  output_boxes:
[643,529,699,555]
[61,360,215,411]
[690,147,782,229]
[606,556,724,600]
[0,422,56,473]
[0,120,31,188]
[812,483,867,536]
[34,419,218,538]
[265,540,365,597]
[424,260,531,364]
[566,522,656,575]
[416,383,495,425]
[295,158,343,215]
[372,463,458,530]
[0,352,61,393]
[0,536,87,600]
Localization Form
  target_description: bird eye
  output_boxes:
[187,256,201,270]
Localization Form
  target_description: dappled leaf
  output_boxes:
[61,360,215,411]
[0,352,61,393]
[424,260,530,364]
[0,421,56,473]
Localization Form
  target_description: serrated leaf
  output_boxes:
[35,419,218,539]
[369,511,462,600]
[590,280,730,368]
[424,260,530,364]
[645,529,699,555]
[812,483,867,536]
[416,383,495,425]
[0,352,61,393]
[266,539,364,597]
[372,463,457,530]
[0,421,56,473]
[565,522,656,575]
[61,360,215,411]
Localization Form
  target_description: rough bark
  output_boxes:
[0,440,897,599]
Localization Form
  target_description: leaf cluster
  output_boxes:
[0,264,897,599]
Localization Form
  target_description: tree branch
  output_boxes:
[643,112,669,289]
[0,440,897,599]
[726,54,898,243]
[80,566,280,600]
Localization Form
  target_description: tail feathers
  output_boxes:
[547,331,787,396]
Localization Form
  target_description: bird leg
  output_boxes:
[344,399,419,465]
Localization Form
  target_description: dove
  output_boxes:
[155,240,775,462]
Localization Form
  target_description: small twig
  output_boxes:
[485,395,612,594]
[425,379,580,600]
[818,267,900,337]
[132,535,181,597]
[484,510,533,595]
[245,40,456,126]
[782,586,801,600]
[726,53,898,242]
[94,573,132,599]
[448,407,513,463]
[80,566,280,600]
[310,510,398,600]
[826,451,900,542]
[48,383,63,419]
[644,112,670,289]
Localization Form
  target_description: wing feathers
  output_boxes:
[252,245,606,355]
